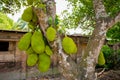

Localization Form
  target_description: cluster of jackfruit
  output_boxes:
[98,51,105,66]
[20,1,57,72]
[18,30,53,72]
[62,36,77,54]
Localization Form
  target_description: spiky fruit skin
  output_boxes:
[26,47,35,55]
[46,27,56,41]
[62,37,77,54]
[98,52,105,66]
[18,32,32,51]
[27,53,38,66]
[22,7,33,22]
[31,31,45,54]
[45,45,53,56]
[32,11,38,23]
[38,53,51,72]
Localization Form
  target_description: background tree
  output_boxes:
[0,12,14,30]
[0,12,28,31]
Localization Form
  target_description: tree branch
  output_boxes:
[34,8,48,35]
[108,12,120,28]
[93,0,108,19]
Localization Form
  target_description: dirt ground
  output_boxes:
[98,70,120,80]
[0,62,120,80]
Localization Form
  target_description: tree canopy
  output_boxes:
[61,0,120,34]
[0,0,25,14]
[59,0,120,45]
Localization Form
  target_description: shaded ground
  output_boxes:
[0,62,120,80]
[0,62,25,80]
[0,62,64,80]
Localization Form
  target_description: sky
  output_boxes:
[55,0,68,15]
[8,0,68,22]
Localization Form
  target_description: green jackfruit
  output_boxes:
[26,47,35,55]
[18,32,32,51]
[31,31,45,54]
[45,45,53,56]
[46,27,56,41]
[27,0,33,5]
[38,53,51,72]
[98,52,105,66]
[32,11,38,23]
[62,37,77,54]
[27,53,38,66]
[28,21,35,30]
[22,7,33,22]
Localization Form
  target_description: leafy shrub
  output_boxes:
[97,45,120,69]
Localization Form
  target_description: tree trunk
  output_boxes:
[78,22,107,80]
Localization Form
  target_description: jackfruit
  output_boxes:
[45,45,53,56]
[46,27,56,41]
[26,47,35,55]
[18,32,32,51]
[32,11,38,23]
[28,21,35,30]
[62,37,77,54]
[31,31,45,54]
[27,0,33,5]
[38,53,51,72]
[22,7,33,22]
[98,52,105,66]
[27,53,38,66]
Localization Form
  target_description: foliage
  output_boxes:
[104,0,120,17]
[106,22,120,44]
[0,12,28,31]
[61,0,120,35]
[60,0,94,32]
[0,0,26,14]
[97,45,120,69]
[0,12,14,30]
